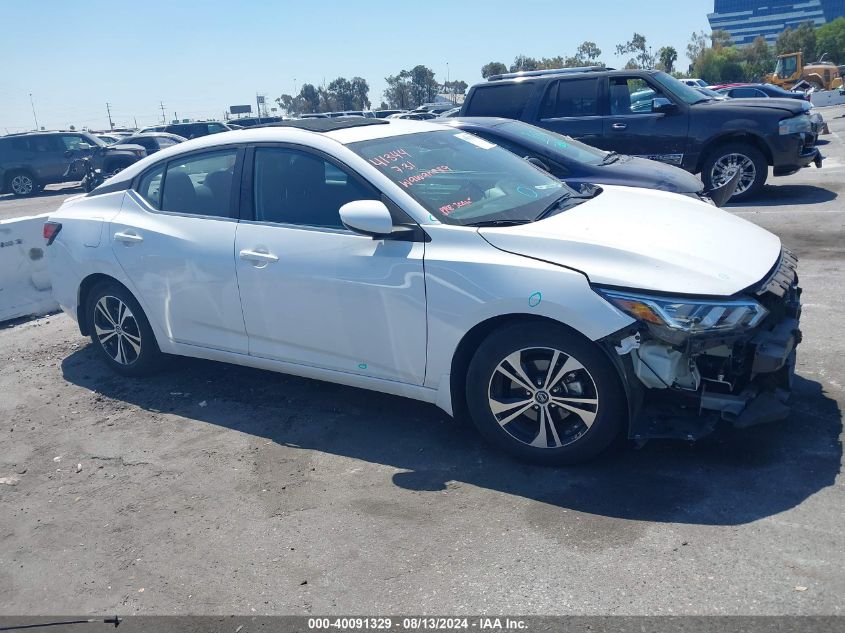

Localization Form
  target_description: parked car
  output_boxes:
[388,112,438,120]
[680,78,708,88]
[0,131,143,196]
[299,113,330,119]
[96,134,123,144]
[712,83,810,101]
[437,117,726,204]
[140,122,230,138]
[117,133,186,155]
[228,116,286,127]
[437,107,462,118]
[46,118,801,465]
[460,67,822,200]
[413,103,459,115]
[694,87,728,101]
[373,109,405,118]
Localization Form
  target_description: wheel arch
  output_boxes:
[695,133,773,173]
[448,313,628,422]
[76,273,135,336]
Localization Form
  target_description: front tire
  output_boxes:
[465,323,626,465]
[701,143,767,201]
[86,281,163,376]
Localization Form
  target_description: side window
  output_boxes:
[539,79,599,119]
[731,87,759,98]
[137,165,165,208]
[207,123,227,134]
[609,78,665,115]
[157,137,177,149]
[253,147,377,228]
[60,135,89,151]
[161,150,237,217]
[464,82,535,119]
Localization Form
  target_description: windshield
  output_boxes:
[348,130,571,225]
[651,71,708,104]
[497,121,607,166]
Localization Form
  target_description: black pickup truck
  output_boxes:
[460,68,822,200]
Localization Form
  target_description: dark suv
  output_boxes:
[460,68,821,200]
[0,131,145,197]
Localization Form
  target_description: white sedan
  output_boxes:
[45,119,801,464]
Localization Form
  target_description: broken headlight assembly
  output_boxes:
[596,289,768,340]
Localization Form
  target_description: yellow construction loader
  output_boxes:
[765,52,844,91]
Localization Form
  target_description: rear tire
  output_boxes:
[86,281,163,377]
[7,170,36,197]
[701,143,767,201]
[465,322,626,465]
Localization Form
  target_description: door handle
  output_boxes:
[239,248,279,264]
[114,231,143,244]
[611,123,628,131]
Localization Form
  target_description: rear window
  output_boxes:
[464,82,535,119]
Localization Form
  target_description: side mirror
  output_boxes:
[524,156,550,172]
[652,97,677,114]
[78,143,92,151]
[339,200,394,237]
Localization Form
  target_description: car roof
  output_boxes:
[100,119,451,188]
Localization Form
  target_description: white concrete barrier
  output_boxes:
[0,213,59,323]
[811,90,845,108]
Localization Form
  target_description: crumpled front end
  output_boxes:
[600,249,802,441]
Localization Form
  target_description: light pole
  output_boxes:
[29,93,39,130]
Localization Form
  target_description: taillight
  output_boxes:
[43,221,62,245]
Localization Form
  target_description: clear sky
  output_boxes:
[0,0,713,132]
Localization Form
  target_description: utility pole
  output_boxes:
[159,101,167,124]
[29,93,39,130]
[106,102,114,130]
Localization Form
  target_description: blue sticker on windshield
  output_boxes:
[358,362,368,370]
[516,186,539,199]
[528,292,542,308]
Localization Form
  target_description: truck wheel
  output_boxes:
[701,143,767,201]
[465,322,626,465]
[7,171,36,197]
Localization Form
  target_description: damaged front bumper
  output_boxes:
[604,249,802,442]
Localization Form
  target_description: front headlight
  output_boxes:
[779,114,812,135]
[597,289,768,333]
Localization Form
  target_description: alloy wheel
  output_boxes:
[10,174,34,195]
[93,295,142,365]
[710,153,756,195]
[487,347,599,449]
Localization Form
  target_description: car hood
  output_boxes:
[599,156,704,194]
[697,98,806,116]
[478,185,781,296]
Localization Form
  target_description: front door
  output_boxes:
[601,76,690,166]
[234,146,427,385]
[110,147,248,353]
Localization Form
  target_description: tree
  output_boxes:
[384,70,412,109]
[815,16,845,63]
[481,61,508,78]
[350,77,371,110]
[327,77,355,111]
[299,83,321,113]
[693,46,744,84]
[776,21,817,61]
[657,46,678,73]
[575,41,602,65]
[409,65,438,106]
[442,79,468,99]
[711,29,734,50]
[510,55,539,72]
[687,30,709,71]
[616,33,655,69]
[742,36,775,81]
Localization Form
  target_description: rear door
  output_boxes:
[110,147,248,353]
[601,75,690,165]
[533,78,604,146]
